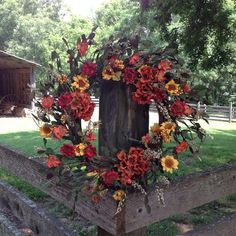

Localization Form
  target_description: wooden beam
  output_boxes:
[0,180,75,236]
[0,144,236,235]
[182,213,236,236]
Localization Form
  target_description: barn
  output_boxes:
[0,50,39,113]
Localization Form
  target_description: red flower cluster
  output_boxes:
[170,100,193,117]
[116,147,149,185]
[58,92,95,121]
[81,61,97,77]
[103,170,119,186]
[47,155,61,168]
[52,125,67,139]
[58,93,73,109]
[132,82,154,105]
[42,96,54,109]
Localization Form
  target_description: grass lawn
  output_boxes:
[0,120,235,235]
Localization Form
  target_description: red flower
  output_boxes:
[41,96,54,109]
[139,65,154,83]
[183,84,191,93]
[158,60,172,71]
[84,144,97,159]
[123,68,137,84]
[58,93,73,109]
[52,125,67,139]
[153,88,167,103]
[81,61,97,77]
[155,69,166,82]
[71,92,95,121]
[77,40,88,57]
[60,144,75,157]
[176,141,188,154]
[129,53,139,65]
[85,131,96,142]
[103,170,119,186]
[170,100,193,117]
[47,155,61,168]
[132,82,154,105]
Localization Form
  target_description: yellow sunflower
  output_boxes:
[165,80,182,96]
[113,190,125,201]
[102,66,117,80]
[160,130,172,143]
[58,74,68,84]
[113,59,125,70]
[39,124,52,138]
[160,121,176,134]
[161,155,179,173]
[71,75,90,92]
[150,123,161,135]
[75,143,86,156]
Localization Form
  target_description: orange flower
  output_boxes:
[47,155,61,168]
[158,60,172,71]
[52,125,67,139]
[71,75,90,92]
[116,147,149,185]
[161,155,179,173]
[176,141,188,154]
[165,80,182,96]
[39,124,52,138]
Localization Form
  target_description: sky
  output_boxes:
[64,0,108,17]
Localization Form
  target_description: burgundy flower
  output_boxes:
[84,144,97,160]
[123,67,137,84]
[81,61,97,77]
[103,170,119,186]
[170,100,193,117]
[153,88,167,103]
[60,144,75,157]
[41,96,54,109]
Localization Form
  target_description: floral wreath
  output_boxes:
[34,30,206,212]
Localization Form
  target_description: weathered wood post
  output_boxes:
[98,80,149,236]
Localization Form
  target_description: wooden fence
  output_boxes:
[0,144,235,236]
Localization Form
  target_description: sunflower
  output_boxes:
[160,121,176,134]
[150,123,161,135]
[75,143,86,156]
[113,190,125,201]
[160,130,172,143]
[39,124,52,138]
[113,59,125,70]
[102,66,117,80]
[161,155,179,173]
[71,75,90,92]
[58,74,68,84]
[165,80,182,96]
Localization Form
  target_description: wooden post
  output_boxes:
[197,101,201,111]
[229,102,233,123]
[99,80,149,235]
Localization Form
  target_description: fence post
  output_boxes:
[197,101,201,111]
[229,102,233,123]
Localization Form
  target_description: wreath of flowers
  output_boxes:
[34,30,206,210]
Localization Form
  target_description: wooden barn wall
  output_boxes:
[0,68,31,106]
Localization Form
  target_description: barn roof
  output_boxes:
[0,50,40,69]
